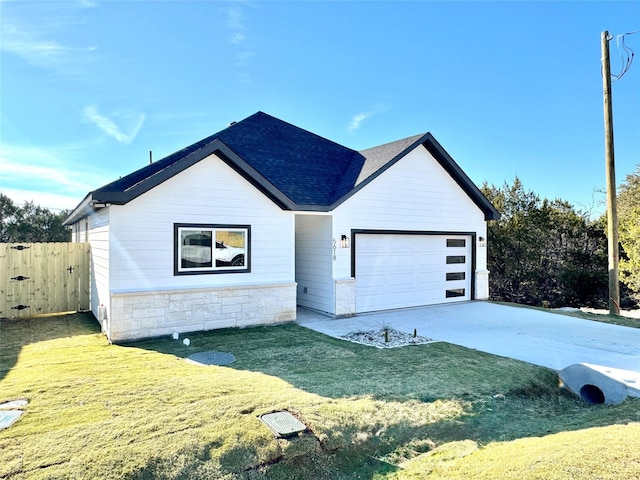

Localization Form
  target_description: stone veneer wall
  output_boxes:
[108,282,297,342]
[335,278,356,317]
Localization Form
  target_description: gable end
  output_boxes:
[330,133,500,220]
[422,134,500,221]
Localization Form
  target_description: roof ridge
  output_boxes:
[252,111,360,155]
[358,132,426,154]
[354,133,428,186]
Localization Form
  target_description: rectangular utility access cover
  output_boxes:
[259,411,307,438]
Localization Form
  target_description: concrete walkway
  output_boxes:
[297,301,640,397]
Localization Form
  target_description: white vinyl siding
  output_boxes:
[72,207,110,333]
[295,214,334,313]
[333,145,487,281]
[107,153,294,292]
[88,209,110,313]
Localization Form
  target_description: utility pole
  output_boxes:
[601,30,620,316]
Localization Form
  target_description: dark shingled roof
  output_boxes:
[214,113,365,205]
[357,134,425,185]
[64,111,499,225]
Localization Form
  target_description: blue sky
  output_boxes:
[1,1,638,217]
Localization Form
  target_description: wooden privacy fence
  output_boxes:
[0,243,90,318]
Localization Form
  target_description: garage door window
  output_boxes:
[446,255,466,264]
[446,272,466,281]
[446,288,466,298]
[446,239,466,248]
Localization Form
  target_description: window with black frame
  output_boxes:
[175,224,250,275]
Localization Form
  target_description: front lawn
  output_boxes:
[0,312,638,479]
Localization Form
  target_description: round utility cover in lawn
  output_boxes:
[186,351,236,366]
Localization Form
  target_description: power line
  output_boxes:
[609,31,638,81]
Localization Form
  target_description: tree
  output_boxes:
[481,178,608,308]
[0,193,19,242]
[0,193,70,243]
[481,178,546,304]
[618,165,640,303]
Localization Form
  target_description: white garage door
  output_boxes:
[355,233,472,313]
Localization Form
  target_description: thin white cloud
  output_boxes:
[238,73,252,85]
[0,188,80,212]
[221,2,256,83]
[231,32,246,45]
[348,106,390,133]
[83,105,146,144]
[223,5,246,35]
[235,50,254,67]
[0,5,97,74]
[0,143,111,210]
[349,112,373,132]
[1,26,97,71]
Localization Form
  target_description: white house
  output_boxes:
[64,112,499,341]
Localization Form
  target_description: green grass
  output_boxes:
[390,423,640,480]
[1,312,639,479]
[561,309,640,329]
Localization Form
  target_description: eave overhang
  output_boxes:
[63,139,299,225]
[63,125,500,223]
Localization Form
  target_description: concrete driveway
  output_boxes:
[297,301,640,396]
